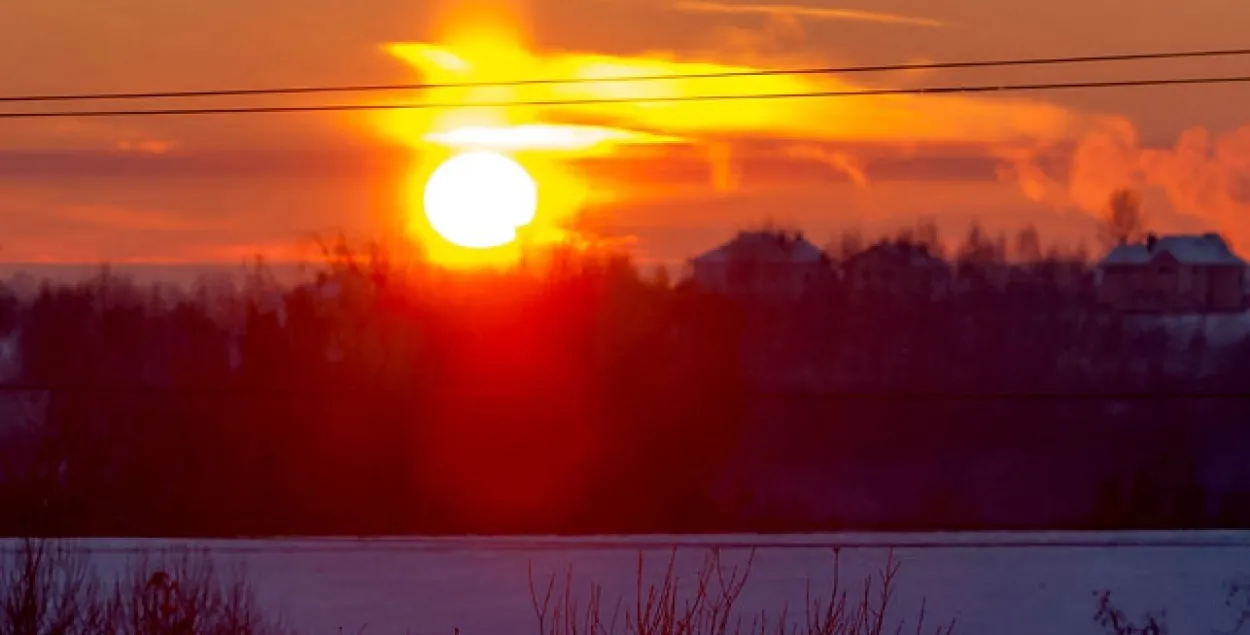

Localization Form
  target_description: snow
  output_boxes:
[6,533,1246,635]
[1100,234,1244,267]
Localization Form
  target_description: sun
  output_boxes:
[422,151,539,249]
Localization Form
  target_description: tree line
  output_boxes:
[0,202,1248,535]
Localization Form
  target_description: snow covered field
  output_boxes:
[8,532,1249,635]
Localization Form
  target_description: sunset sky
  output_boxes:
[3,0,1250,268]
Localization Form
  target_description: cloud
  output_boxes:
[378,23,1112,245]
[706,142,742,192]
[989,116,1250,248]
[381,41,1096,148]
[991,144,1069,208]
[1139,126,1250,239]
[422,124,678,153]
[784,144,869,187]
[0,180,305,264]
[1060,119,1250,232]
[50,203,223,233]
[1065,118,1142,214]
[377,24,1161,261]
[672,1,946,28]
[115,140,177,155]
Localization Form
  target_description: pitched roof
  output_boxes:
[690,231,826,265]
[1100,233,1246,267]
[843,241,946,269]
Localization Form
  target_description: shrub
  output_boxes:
[0,539,293,635]
[528,549,954,635]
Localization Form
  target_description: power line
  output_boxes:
[3,46,1250,104]
[3,73,1250,120]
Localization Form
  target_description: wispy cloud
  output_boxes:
[785,144,870,187]
[49,203,223,233]
[115,140,178,155]
[673,1,947,28]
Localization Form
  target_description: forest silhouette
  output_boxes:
[2,218,1249,536]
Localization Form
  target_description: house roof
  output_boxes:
[843,241,946,269]
[690,231,826,265]
[1100,233,1246,267]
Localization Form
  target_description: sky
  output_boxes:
[3,0,1250,269]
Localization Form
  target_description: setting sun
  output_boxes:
[423,151,538,249]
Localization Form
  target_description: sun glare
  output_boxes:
[422,151,539,249]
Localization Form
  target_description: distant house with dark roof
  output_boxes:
[841,241,951,301]
[1096,233,1247,313]
[689,230,831,300]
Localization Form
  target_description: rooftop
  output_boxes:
[844,241,946,268]
[690,231,826,265]
[1100,233,1246,267]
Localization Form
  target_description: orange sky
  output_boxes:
[2,0,1250,267]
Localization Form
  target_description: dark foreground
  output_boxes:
[2,242,1250,536]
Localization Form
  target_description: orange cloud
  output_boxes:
[0,183,250,263]
[51,203,221,233]
[372,12,1120,265]
[706,142,742,192]
[379,42,1095,148]
[422,123,678,153]
[1066,118,1142,214]
[991,144,1068,208]
[673,1,947,28]
[784,144,869,187]
[990,116,1250,247]
[1140,126,1250,237]
[115,140,177,155]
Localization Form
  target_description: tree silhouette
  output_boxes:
[830,228,864,262]
[913,218,944,258]
[1014,225,1043,263]
[1101,189,1146,248]
[4,228,1250,535]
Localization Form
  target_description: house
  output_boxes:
[689,230,831,300]
[841,240,950,300]
[1097,233,1247,313]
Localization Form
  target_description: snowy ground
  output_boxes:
[4,533,1246,635]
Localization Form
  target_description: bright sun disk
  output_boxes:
[423,151,539,249]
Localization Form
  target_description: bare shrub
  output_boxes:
[108,549,288,635]
[0,538,102,635]
[1093,591,1166,635]
[528,549,954,635]
[1,540,292,635]
[1095,576,1250,635]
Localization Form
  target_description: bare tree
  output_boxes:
[649,265,672,290]
[913,219,944,258]
[1014,226,1043,263]
[956,221,1004,266]
[830,229,865,262]
[1100,189,1147,248]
